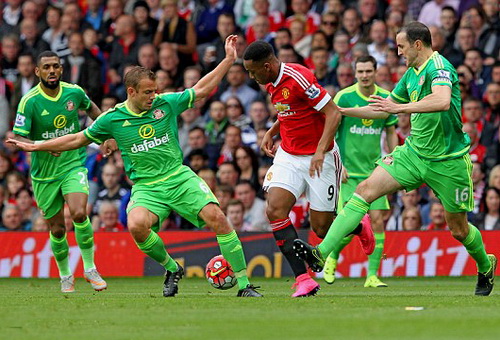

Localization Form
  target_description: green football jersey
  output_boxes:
[335,84,398,178]
[13,82,91,182]
[390,51,469,161]
[84,89,195,185]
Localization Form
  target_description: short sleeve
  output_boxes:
[76,86,92,110]
[390,72,410,104]
[293,65,332,111]
[385,114,399,127]
[157,88,196,116]
[429,66,454,88]
[13,97,33,137]
[83,113,112,144]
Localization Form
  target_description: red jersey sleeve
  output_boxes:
[286,64,331,112]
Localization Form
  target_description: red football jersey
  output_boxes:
[266,63,333,155]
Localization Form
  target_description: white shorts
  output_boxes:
[263,145,342,212]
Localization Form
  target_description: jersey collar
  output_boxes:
[355,83,379,101]
[272,63,285,87]
[124,100,146,117]
[37,83,63,102]
[413,51,437,76]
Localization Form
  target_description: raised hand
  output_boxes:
[224,35,238,61]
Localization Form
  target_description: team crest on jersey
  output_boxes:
[267,172,273,181]
[362,119,373,127]
[418,76,425,85]
[153,109,165,119]
[282,87,290,99]
[66,100,75,111]
[382,156,394,165]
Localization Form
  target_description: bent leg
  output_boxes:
[199,203,251,289]
[318,166,402,257]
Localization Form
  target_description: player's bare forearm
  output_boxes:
[317,101,341,153]
[385,125,398,152]
[193,35,238,102]
[86,101,102,121]
[9,131,91,152]
[398,91,450,113]
[13,134,34,144]
[267,120,280,137]
[341,105,390,119]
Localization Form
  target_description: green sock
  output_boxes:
[328,235,354,260]
[462,224,491,273]
[368,232,385,277]
[73,217,95,271]
[50,232,71,277]
[137,231,177,272]
[318,194,369,257]
[216,231,250,289]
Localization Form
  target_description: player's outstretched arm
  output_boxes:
[369,85,451,114]
[340,104,390,119]
[7,131,91,153]
[192,35,238,102]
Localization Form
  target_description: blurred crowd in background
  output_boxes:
[0,0,499,233]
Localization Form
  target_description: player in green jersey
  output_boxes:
[323,56,398,288]
[12,51,110,293]
[293,22,496,296]
[9,36,262,298]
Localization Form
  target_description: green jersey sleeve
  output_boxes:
[429,67,454,88]
[13,96,34,137]
[156,88,196,116]
[385,114,398,127]
[390,73,410,104]
[84,112,112,144]
[76,85,92,110]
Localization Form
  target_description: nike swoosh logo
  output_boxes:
[210,268,226,277]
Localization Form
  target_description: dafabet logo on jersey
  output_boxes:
[53,115,67,128]
[42,115,75,139]
[131,124,170,153]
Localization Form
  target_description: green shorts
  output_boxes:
[376,145,473,213]
[127,166,218,232]
[32,167,89,219]
[340,177,390,211]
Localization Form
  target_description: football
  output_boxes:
[205,255,237,290]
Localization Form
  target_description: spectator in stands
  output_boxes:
[473,187,500,230]
[220,63,259,113]
[330,32,352,71]
[218,124,243,165]
[2,0,22,29]
[133,0,159,43]
[367,20,393,66]
[463,5,499,58]
[418,0,458,28]
[198,168,217,193]
[248,101,272,137]
[375,64,394,91]
[100,0,125,44]
[234,146,259,191]
[108,15,146,99]
[179,105,204,155]
[91,163,129,219]
[387,189,429,230]
[226,199,247,232]
[472,162,486,214]
[402,206,423,231]
[457,63,480,99]
[319,12,340,49]
[1,34,21,85]
[61,32,102,103]
[94,200,125,232]
[21,1,46,32]
[488,165,500,191]
[0,185,6,227]
[19,18,51,59]
[186,148,209,173]
[224,96,255,146]
[199,13,237,72]
[385,9,404,42]
[147,0,163,20]
[247,15,274,46]
[341,8,364,46]
[155,69,173,93]
[311,47,336,87]
[138,43,159,72]
[0,153,14,187]
[158,44,183,88]
[464,48,491,96]
[440,6,458,47]
[289,17,311,59]
[5,171,26,203]
[234,180,270,231]
[154,0,196,73]
[84,0,105,32]
[274,28,292,50]
[195,0,233,44]
[32,216,49,232]
[182,66,202,90]
[463,122,486,164]
[217,161,239,187]
[429,25,461,67]
[42,6,63,52]
[0,204,27,231]
[15,187,39,231]
[462,98,496,147]
[286,0,320,34]
[335,63,355,91]
[10,54,38,119]
[425,200,448,231]
[215,184,234,214]
[455,27,476,65]
[206,100,229,146]
[277,44,304,64]
[185,126,208,158]
[244,0,285,44]
[100,95,119,112]
[484,82,500,127]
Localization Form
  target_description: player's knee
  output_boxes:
[450,226,468,242]
[70,209,87,223]
[207,210,231,233]
[49,225,66,239]
[314,228,328,239]
[355,180,375,202]
[266,203,287,221]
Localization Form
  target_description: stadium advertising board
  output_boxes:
[1,231,499,278]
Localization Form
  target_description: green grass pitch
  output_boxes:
[1,277,499,340]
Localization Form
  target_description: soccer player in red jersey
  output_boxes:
[243,41,374,297]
